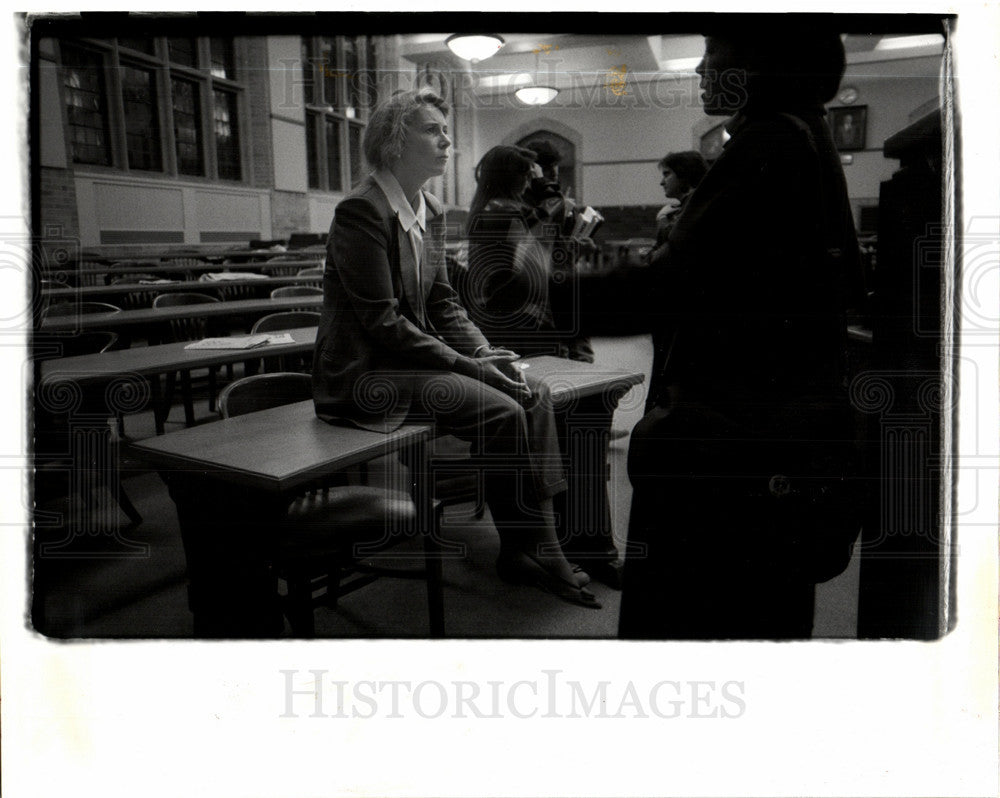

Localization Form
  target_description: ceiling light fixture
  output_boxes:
[659,56,702,73]
[513,46,560,106]
[514,85,559,105]
[445,33,505,62]
[874,34,945,51]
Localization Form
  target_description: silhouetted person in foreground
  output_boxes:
[555,23,866,638]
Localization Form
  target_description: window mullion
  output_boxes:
[338,115,347,190]
[316,113,328,191]
[160,64,179,176]
[226,38,250,183]
[202,75,217,179]
[337,41,349,188]
[197,36,216,179]
[106,41,129,169]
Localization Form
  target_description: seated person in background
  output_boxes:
[313,90,598,609]
[647,150,708,263]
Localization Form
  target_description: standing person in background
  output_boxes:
[522,138,595,363]
[463,145,588,360]
[464,144,625,589]
[643,150,709,414]
[313,90,599,609]
[647,150,708,264]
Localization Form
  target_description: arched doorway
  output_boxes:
[516,130,577,200]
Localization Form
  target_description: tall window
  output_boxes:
[171,77,203,176]
[301,35,380,192]
[58,36,246,181]
[120,64,161,171]
[61,43,111,166]
[209,38,236,80]
[213,89,241,180]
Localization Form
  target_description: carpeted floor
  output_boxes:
[29,335,859,639]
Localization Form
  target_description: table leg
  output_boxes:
[160,473,286,638]
[554,399,617,560]
[149,374,165,435]
[554,392,630,587]
[401,436,445,637]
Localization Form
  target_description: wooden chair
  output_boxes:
[250,311,321,334]
[295,266,324,289]
[217,372,444,637]
[43,301,122,319]
[287,232,326,249]
[152,292,224,425]
[34,329,142,527]
[260,256,303,277]
[108,273,163,310]
[268,286,324,320]
[39,278,69,299]
[270,285,324,299]
[248,311,320,374]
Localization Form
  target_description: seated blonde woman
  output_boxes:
[312,90,598,609]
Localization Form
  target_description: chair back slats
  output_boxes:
[152,292,222,342]
[36,331,120,360]
[269,286,324,299]
[217,372,312,419]
[250,311,321,334]
[43,301,122,319]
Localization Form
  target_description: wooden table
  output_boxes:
[57,258,324,286]
[502,356,644,576]
[128,402,435,637]
[41,274,321,304]
[204,245,327,263]
[39,327,317,434]
[39,295,323,335]
[123,356,641,635]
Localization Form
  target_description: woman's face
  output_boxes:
[659,166,687,200]
[695,36,746,115]
[398,105,452,180]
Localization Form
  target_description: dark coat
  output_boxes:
[462,198,559,357]
[617,109,867,637]
[647,107,862,419]
[312,176,489,432]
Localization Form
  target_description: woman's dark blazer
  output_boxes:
[313,176,489,432]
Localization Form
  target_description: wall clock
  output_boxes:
[838,85,859,105]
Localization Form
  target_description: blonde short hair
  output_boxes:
[363,88,450,172]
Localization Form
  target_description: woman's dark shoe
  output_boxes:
[497,552,602,609]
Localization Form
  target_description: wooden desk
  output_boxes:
[505,356,644,572]
[41,274,321,303]
[123,356,641,635]
[61,258,324,286]
[205,245,327,263]
[39,295,323,335]
[39,327,316,384]
[128,402,434,637]
[39,327,317,434]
